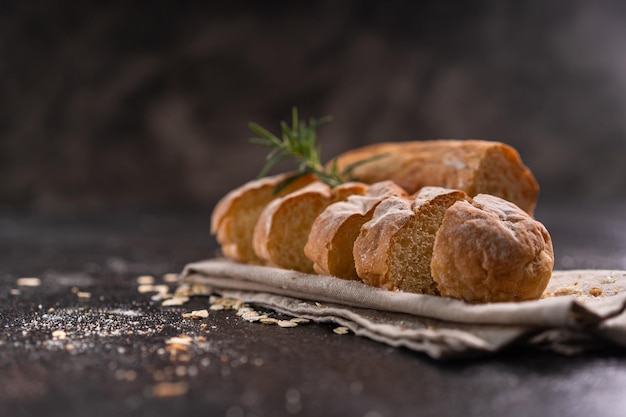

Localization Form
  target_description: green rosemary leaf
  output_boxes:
[249,107,380,188]
[249,123,281,145]
[249,137,274,146]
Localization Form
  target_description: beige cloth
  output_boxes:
[182,259,626,359]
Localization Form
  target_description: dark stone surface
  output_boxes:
[2,206,626,417]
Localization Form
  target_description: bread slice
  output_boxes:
[354,187,470,294]
[210,173,317,264]
[304,181,408,280]
[330,140,539,215]
[253,181,368,272]
[431,194,554,303]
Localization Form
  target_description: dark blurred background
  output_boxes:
[2,0,626,211]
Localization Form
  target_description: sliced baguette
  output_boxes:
[431,194,554,303]
[253,181,368,272]
[354,187,470,294]
[304,181,408,280]
[210,173,317,264]
[331,140,539,215]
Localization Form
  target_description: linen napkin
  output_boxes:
[181,259,626,359]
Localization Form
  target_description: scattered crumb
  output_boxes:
[290,318,310,324]
[238,309,267,323]
[550,286,582,297]
[137,284,170,295]
[173,283,211,298]
[165,335,193,347]
[210,296,244,311]
[333,326,350,335]
[589,287,603,297]
[77,291,92,299]
[17,277,41,287]
[162,273,180,283]
[206,295,309,329]
[182,310,209,320]
[136,275,155,285]
[162,296,190,307]
[52,329,67,340]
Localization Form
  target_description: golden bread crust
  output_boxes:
[431,194,554,303]
[331,140,539,215]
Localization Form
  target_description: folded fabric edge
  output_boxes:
[211,287,527,360]
[181,259,626,328]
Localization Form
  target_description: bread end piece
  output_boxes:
[431,194,554,303]
[210,173,317,264]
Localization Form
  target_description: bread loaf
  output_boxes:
[304,181,408,280]
[253,181,368,273]
[431,194,554,303]
[210,173,317,264]
[354,187,470,294]
[331,140,539,215]
[210,138,554,303]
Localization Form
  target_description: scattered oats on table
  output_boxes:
[182,309,209,320]
[136,275,155,285]
[162,296,190,306]
[17,277,41,287]
[52,329,67,340]
[333,326,350,335]
[137,284,170,295]
[165,335,193,347]
[162,273,180,283]
[76,291,91,299]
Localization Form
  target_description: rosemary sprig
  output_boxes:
[249,107,385,192]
